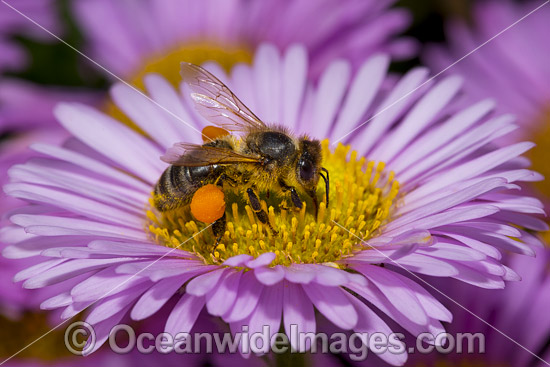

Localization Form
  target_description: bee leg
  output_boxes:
[212,212,227,249]
[289,188,303,210]
[246,188,278,236]
[308,190,319,219]
[278,180,303,210]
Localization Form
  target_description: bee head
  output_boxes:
[296,139,329,209]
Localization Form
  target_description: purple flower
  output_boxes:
[1,0,415,132]
[0,0,60,71]
[0,83,99,316]
[424,0,550,202]
[2,45,545,366]
[0,129,70,315]
[393,246,550,367]
[425,0,550,129]
[73,0,416,79]
[0,0,412,319]
[0,80,101,133]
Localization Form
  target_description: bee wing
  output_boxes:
[161,142,262,167]
[181,62,267,132]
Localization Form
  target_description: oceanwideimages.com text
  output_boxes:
[65,322,485,361]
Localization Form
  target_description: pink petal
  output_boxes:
[223,271,265,323]
[283,282,316,352]
[303,284,357,330]
[131,275,188,321]
[206,270,242,316]
[165,294,205,337]
[347,296,407,366]
[186,268,228,296]
[354,264,429,325]
[254,265,285,286]
[246,252,276,268]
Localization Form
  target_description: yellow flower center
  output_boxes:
[146,141,400,266]
[524,107,550,245]
[526,107,550,200]
[103,40,253,132]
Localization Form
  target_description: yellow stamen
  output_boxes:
[523,107,550,245]
[146,141,401,266]
[527,108,550,199]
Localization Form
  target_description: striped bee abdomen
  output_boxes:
[153,164,221,212]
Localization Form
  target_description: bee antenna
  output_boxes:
[320,167,329,206]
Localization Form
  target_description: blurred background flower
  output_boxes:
[425,0,550,213]
[72,0,417,81]
[366,246,550,367]
[0,0,60,72]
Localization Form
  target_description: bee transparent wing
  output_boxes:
[181,62,266,132]
[161,142,261,167]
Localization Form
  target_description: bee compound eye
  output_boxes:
[299,160,315,182]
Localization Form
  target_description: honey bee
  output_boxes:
[153,63,330,243]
